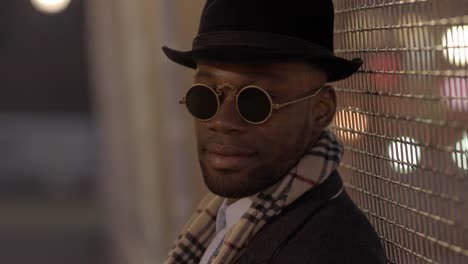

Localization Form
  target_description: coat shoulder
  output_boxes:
[275,191,387,264]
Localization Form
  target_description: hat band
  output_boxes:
[192,31,335,57]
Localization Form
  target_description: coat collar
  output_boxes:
[234,170,344,264]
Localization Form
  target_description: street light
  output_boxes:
[31,0,71,14]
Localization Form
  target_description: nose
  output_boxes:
[207,93,246,134]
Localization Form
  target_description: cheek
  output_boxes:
[194,121,202,135]
[276,106,311,135]
[194,121,207,150]
[259,110,310,158]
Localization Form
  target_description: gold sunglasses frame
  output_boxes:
[179,83,326,125]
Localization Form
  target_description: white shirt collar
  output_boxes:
[215,197,253,233]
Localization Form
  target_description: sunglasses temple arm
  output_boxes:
[179,97,186,104]
[273,86,324,110]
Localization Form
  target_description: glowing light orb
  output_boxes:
[440,77,468,112]
[451,133,468,171]
[397,13,428,48]
[31,0,71,14]
[334,109,369,142]
[368,53,400,92]
[442,25,468,67]
[388,137,422,174]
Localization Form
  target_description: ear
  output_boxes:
[312,85,336,129]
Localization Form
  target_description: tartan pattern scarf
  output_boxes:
[164,129,343,264]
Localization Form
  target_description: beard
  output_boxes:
[198,150,301,198]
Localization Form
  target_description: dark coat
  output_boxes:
[234,170,387,264]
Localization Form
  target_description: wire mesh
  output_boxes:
[332,0,468,263]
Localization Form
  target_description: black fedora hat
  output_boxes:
[162,0,363,82]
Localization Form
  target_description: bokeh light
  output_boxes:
[388,137,422,174]
[440,77,468,112]
[334,108,369,142]
[442,25,468,67]
[367,53,400,92]
[397,13,428,48]
[451,133,468,171]
[31,0,71,14]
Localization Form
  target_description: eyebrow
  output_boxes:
[193,70,213,80]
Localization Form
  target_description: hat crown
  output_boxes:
[197,0,335,52]
[162,0,362,82]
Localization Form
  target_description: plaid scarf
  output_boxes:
[165,129,343,264]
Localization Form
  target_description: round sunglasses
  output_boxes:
[179,83,325,125]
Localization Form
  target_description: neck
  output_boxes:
[226,198,239,206]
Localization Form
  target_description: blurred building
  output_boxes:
[1,0,207,263]
[0,0,107,264]
[86,0,207,263]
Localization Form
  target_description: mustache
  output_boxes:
[200,134,256,151]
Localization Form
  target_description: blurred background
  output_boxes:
[0,0,467,264]
[1,0,206,263]
[1,1,104,264]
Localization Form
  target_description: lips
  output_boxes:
[205,143,255,170]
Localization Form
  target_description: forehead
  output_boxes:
[194,60,324,83]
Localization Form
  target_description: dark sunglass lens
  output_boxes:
[237,87,271,123]
[185,85,218,120]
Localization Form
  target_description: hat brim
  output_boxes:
[162,45,362,82]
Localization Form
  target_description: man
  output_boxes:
[162,0,386,263]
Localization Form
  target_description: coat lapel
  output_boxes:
[234,170,344,264]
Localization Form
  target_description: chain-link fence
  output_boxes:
[332,0,468,263]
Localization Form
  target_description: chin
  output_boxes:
[207,186,253,199]
[200,164,259,198]
[203,173,248,198]
[201,167,287,199]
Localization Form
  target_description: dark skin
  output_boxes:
[192,60,336,202]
